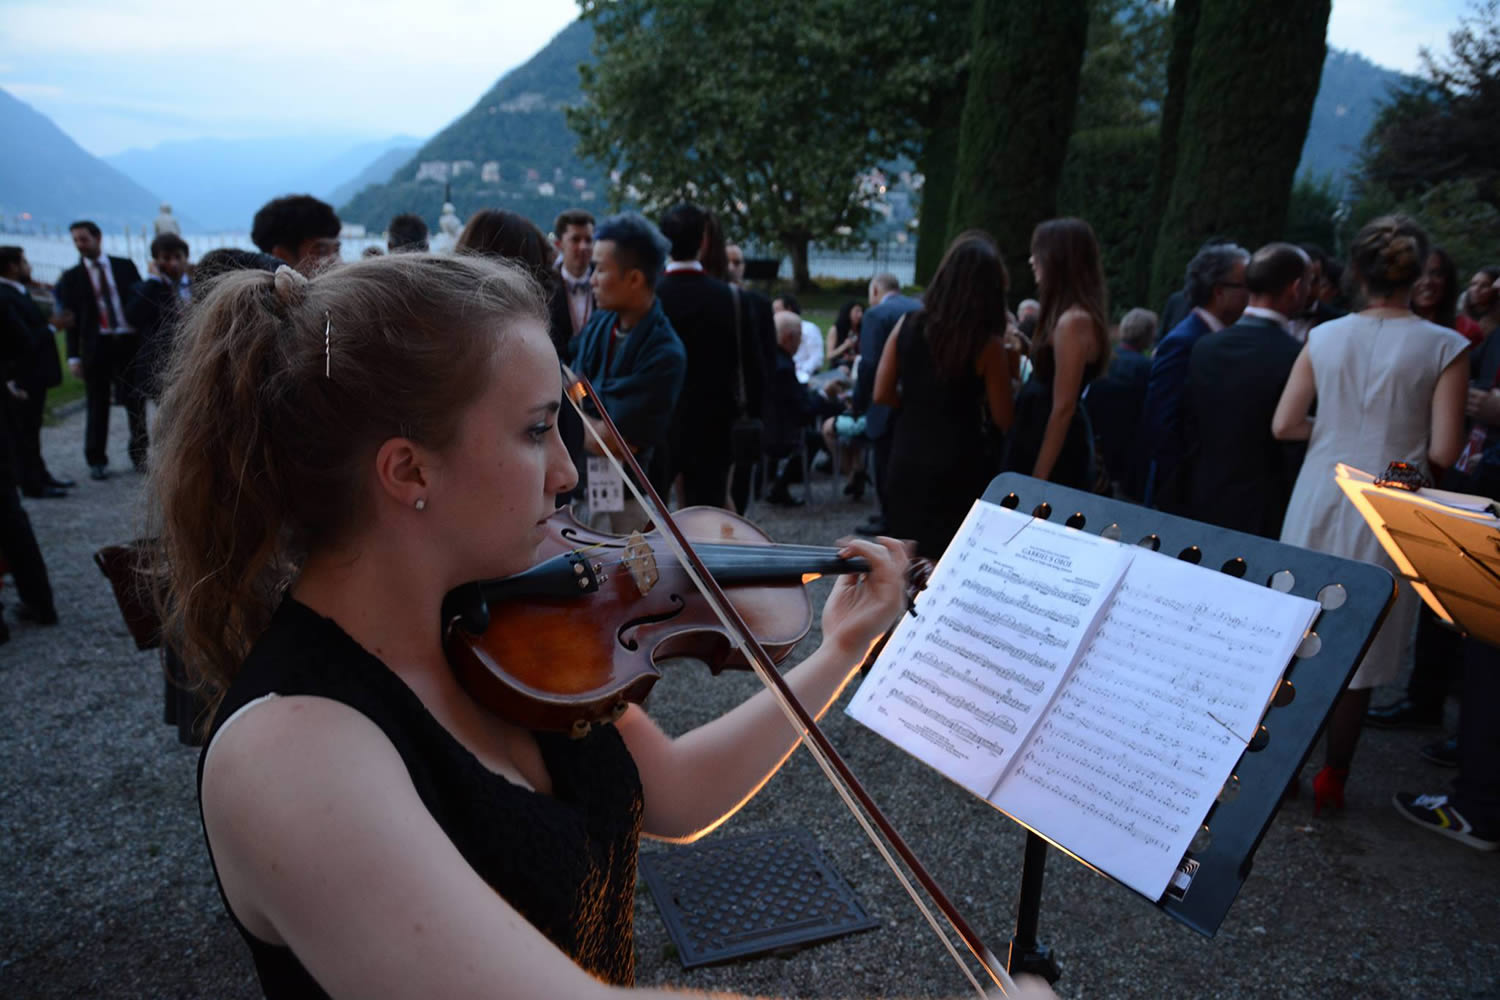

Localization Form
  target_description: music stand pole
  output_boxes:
[1008,832,1060,982]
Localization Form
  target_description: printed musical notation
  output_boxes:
[848,497,1320,902]
[847,500,1131,800]
[990,545,1320,901]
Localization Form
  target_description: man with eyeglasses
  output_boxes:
[1139,241,1250,509]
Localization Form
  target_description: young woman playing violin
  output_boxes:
[149,254,1053,999]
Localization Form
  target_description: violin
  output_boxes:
[442,503,915,736]
[441,373,1016,997]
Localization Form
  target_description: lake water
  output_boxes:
[8,231,915,287]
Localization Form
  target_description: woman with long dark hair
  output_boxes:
[826,300,863,367]
[1002,218,1110,489]
[456,209,566,355]
[872,231,1016,558]
[1412,246,1460,331]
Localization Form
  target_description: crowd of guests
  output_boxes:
[1,184,1495,995]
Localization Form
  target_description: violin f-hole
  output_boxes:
[616,593,687,650]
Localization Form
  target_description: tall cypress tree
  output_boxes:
[913,78,966,287]
[947,0,1090,300]
[1131,0,1198,308]
[1147,0,1331,308]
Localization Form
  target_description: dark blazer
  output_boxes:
[0,282,62,391]
[549,266,593,359]
[764,349,839,457]
[124,276,183,397]
[1081,346,1151,499]
[570,299,687,462]
[853,292,921,440]
[56,255,142,365]
[1139,309,1213,506]
[656,268,763,438]
[1184,314,1305,538]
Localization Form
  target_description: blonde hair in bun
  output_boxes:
[1350,214,1429,297]
[272,264,308,308]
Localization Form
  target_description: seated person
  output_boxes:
[764,312,842,505]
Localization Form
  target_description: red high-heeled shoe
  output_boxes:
[1312,766,1348,815]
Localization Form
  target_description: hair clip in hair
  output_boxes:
[323,311,331,379]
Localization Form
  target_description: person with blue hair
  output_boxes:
[570,213,688,531]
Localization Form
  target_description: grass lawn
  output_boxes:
[43,331,85,423]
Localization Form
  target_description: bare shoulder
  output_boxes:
[201,695,410,938]
[1055,305,1097,339]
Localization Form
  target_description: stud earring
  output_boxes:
[414,497,427,511]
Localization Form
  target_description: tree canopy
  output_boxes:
[568,0,953,288]
[1358,0,1498,209]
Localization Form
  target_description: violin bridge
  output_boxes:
[622,531,659,596]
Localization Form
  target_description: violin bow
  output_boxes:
[563,372,1015,998]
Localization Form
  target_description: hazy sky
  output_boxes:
[0,0,1476,158]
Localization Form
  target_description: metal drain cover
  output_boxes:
[639,827,880,968]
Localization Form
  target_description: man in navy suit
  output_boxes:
[655,203,762,509]
[0,247,68,498]
[54,220,144,480]
[851,273,920,534]
[1139,242,1249,509]
[1184,243,1310,537]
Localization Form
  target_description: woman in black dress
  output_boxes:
[825,299,863,368]
[1002,218,1110,489]
[143,254,1028,999]
[873,231,1017,559]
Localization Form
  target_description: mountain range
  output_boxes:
[3,22,1413,237]
[0,87,164,231]
[103,133,422,232]
[336,19,600,233]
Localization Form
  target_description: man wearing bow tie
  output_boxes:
[54,220,144,481]
[548,209,596,358]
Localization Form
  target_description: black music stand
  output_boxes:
[978,474,1395,982]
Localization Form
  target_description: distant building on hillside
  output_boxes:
[452,160,476,177]
[482,161,501,183]
[416,161,450,183]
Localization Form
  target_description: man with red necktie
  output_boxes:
[54,220,145,480]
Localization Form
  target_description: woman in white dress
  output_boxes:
[1273,215,1469,813]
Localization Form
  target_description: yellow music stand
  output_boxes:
[1336,463,1500,646]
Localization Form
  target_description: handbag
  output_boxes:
[728,285,764,463]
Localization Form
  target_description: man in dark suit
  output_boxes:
[0,259,58,635]
[655,203,762,509]
[54,220,144,480]
[0,247,69,498]
[549,209,596,357]
[1183,243,1310,537]
[124,233,191,405]
[1082,307,1155,501]
[1138,242,1250,509]
[851,273,920,534]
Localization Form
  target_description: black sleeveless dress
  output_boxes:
[1002,337,1102,491]
[197,598,644,998]
[884,312,1003,560]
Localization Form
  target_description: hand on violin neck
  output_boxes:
[818,535,911,661]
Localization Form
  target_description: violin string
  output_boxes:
[571,407,1001,998]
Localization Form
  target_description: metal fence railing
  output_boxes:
[6,228,918,288]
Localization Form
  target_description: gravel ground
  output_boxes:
[1,404,1497,999]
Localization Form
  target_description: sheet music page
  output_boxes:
[989,548,1320,900]
[846,501,1133,799]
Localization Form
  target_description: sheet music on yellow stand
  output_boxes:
[1336,462,1500,645]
